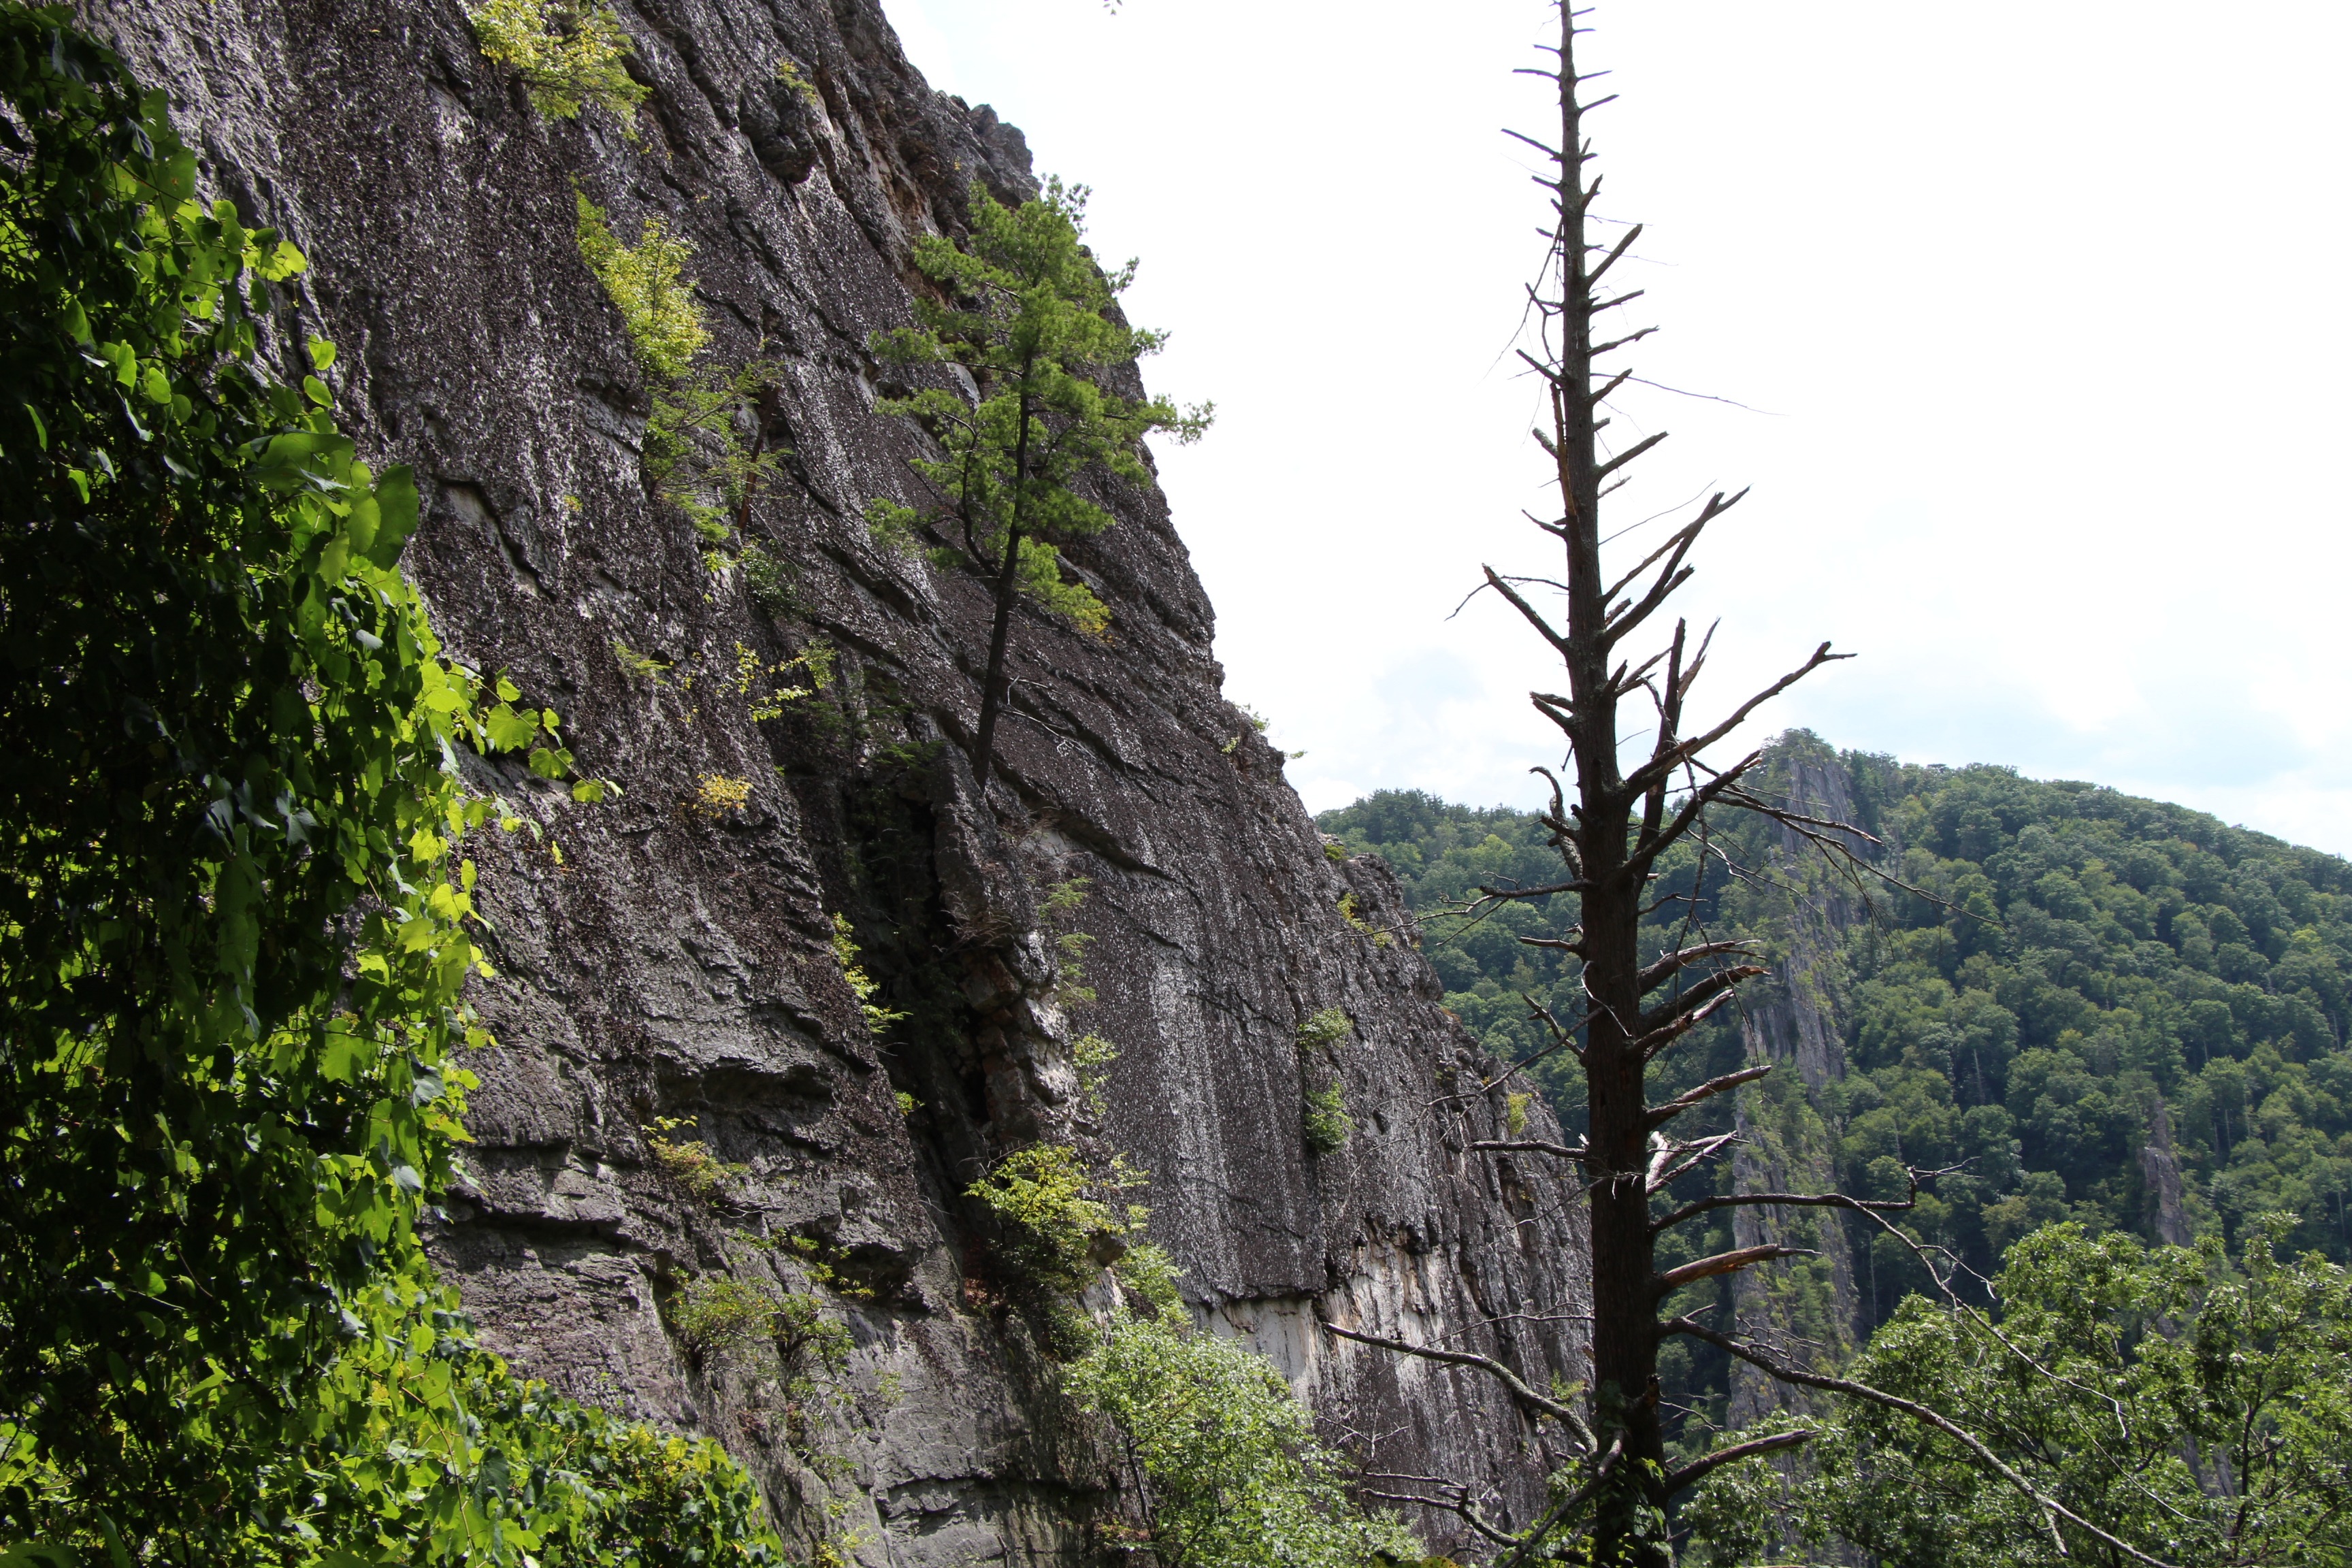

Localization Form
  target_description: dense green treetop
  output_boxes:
[1684,1222,2352,1566]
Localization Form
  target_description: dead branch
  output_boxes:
[1644,1062,1771,1129]
[1663,1429,1817,1498]
[1629,985,1746,1061]
[1471,1138,1595,1162]
[1651,1183,1927,1235]
[1360,1474,1522,1546]
[1322,1321,1595,1450]
[1620,642,1852,800]
[1636,964,1767,1036]
[1636,940,1753,995]
[1645,1130,1740,1194]
[1654,1243,1814,1295]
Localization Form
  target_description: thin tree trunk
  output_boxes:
[1548,3,1669,1552]
[970,376,1034,792]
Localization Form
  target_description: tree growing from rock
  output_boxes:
[868,179,1208,791]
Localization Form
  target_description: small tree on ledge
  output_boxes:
[868,179,1209,791]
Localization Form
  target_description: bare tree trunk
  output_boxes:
[1327,12,2189,1565]
[1541,5,1668,1538]
[970,381,1034,793]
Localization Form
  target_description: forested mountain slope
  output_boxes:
[1321,734,2352,1436]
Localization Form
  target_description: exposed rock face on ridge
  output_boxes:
[92,0,1590,1558]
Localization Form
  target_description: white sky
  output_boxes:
[881,1,2352,855]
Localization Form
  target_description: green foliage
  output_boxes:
[467,0,647,126]
[774,57,821,111]
[1302,1083,1352,1154]
[1690,1222,2352,1566]
[831,913,906,1035]
[1066,1312,1420,1568]
[739,540,798,617]
[1042,875,1098,1005]
[611,637,670,683]
[776,1233,880,1305]
[665,1275,775,1367]
[1112,1242,1186,1319]
[574,197,790,573]
[1298,1007,1354,1051]
[866,178,1209,637]
[644,363,787,567]
[1074,1031,1119,1117]
[6,1281,785,1565]
[1335,892,1391,947]
[574,193,706,381]
[644,1117,746,1203]
[1506,1091,1533,1139]
[0,19,767,1558]
[965,1142,1145,1297]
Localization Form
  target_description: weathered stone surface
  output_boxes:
[93,0,1590,1557]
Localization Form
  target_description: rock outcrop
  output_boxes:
[93,0,1588,1558]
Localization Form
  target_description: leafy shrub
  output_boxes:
[1303,1083,1352,1154]
[1335,892,1391,948]
[691,773,753,819]
[1075,1031,1119,1117]
[645,1117,745,1201]
[1297,1007,1354,1051]
[612,636,672,683]
[1697,1220,2352,1567]
[830,914,906,1035]
[1066,1312,1420,1568]
[575,193,707,380]
[740,540,799,616]
[644,363,788,565]
[666,1276,774,1367]
[966,1143,1137,1296]
[1505,1091,1532,1138]
[467,0,647,125]
[775,56,821,110]
[1112,1241,1186,1319]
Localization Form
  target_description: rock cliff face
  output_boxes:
[93,0,1588,1558]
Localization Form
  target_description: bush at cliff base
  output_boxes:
[1680,1221,2352,1566]
[0,9,779,1562]
[1068,1311,1422,1568]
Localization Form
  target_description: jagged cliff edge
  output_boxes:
[91,0,1589,1559]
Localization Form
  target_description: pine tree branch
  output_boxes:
[1662,1429,1816,1498]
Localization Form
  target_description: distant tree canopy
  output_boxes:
[1322,737,2352,1460]
[1324,738,2352,1278]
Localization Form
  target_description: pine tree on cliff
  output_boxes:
[867,180,1209,791]
[1324,7,2189,1566]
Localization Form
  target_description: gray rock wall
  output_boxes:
[91,0,1588,1558]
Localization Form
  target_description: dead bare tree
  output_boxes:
[1318,7,2189,1566]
